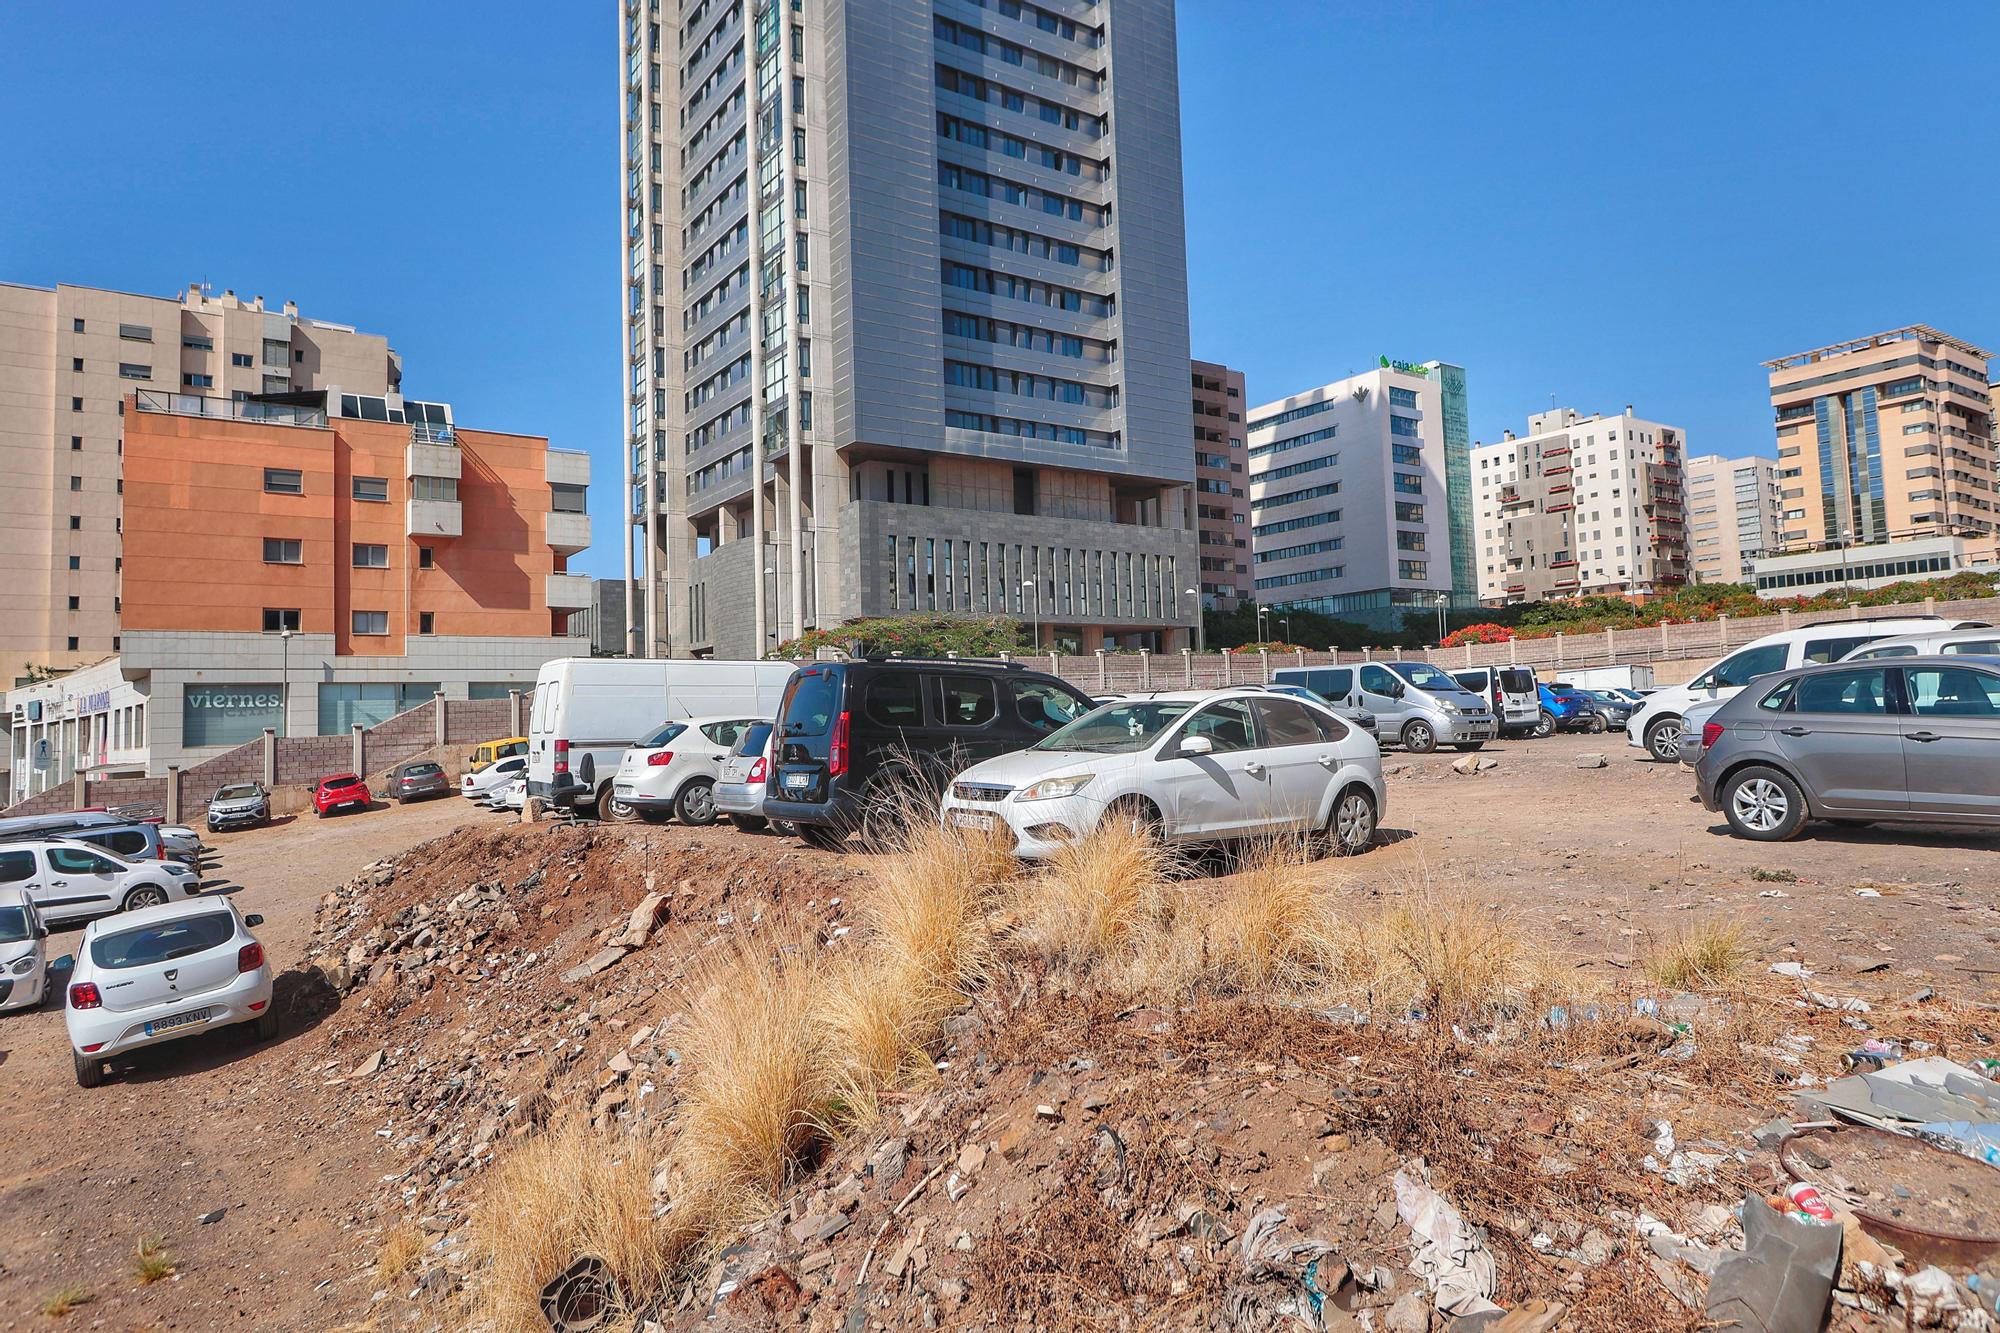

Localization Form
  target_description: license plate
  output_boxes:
[614,783,634,795]
[950,811,996,831]
[145,1006,212,1036]
[782,772,811,791]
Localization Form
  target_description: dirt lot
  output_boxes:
[0,735,1995,1330]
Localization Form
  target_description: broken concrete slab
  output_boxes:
[560,946,629,983]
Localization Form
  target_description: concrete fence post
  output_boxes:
[1661,622,1670,654]
[261,728,277,788]
[1048,652,1059,677]
[508,690,523,737]
[1295,649,1306,669]
[1554,633,1565,667]
[351,723,365,776]
[1847,604,1860,620]
[1717,615,1730,650]
[1363,646,1374,661]
[71,767,85,810]
[1925,595,1937,616]
[1605,627,1615,662]
[1222,652,1233,686]
[1181,647,1193,688]
[1508,638,1517,664]
[1464,643,1474,667]
[166,766,181,823]
[1095,648,1106,691]
[1780,609,1793,632]
[1139,649,1151,689]
[1258,648,1270,683]
[434,691,447,747]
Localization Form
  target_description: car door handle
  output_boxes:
[1780,727,1811,737]
[1907,731,1941,743]
[49,880,67,888]
[1317,754,1336,767]
[1242,762,1265,777]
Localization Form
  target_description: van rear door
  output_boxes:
[773,666,843,801]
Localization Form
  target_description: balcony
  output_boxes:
[546,510,591,554]
[407,499,462,539]
[547,449,592,487]
[407,441,460,481]
[546,573,594,610]
[132,388,326,429]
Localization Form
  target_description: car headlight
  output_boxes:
[1438,701,1461,714]
[9,956,34,976]
[1018,773,1094,801]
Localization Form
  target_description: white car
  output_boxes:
[1625,616,1989,761]
[462,754,528,801]
[0,888,49,1013]
[486,776,527,812]
[607,716,761,825]
[65,897,276,1087]
[0,839,200,925]
[939,688,1386,860]
[156,824,204,858]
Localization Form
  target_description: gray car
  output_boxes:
[205,783,270,833]
[1693,655,2000,841]
[388,761,452,804]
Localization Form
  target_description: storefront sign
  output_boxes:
[1379,356,1431,377]
[183,685,283,748]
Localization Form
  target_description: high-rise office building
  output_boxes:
[0,282,400,682]
[1763,326,1995,551]
[1685,452,1781,583]
[1471,406,1689,604]
[1244,360,1468,632]
[621,0,1197,658]
[1189,358,1249,609]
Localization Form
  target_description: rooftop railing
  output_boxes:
[132,389,326,428]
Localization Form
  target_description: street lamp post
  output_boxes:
[1280,617,1292,645]
[1184,586,1205,654]
[278,628,295,738]
[1256,605,1269,643]
[1838,529,1853,598]
[1021,579,1039,649]
[1435,592,1449,646]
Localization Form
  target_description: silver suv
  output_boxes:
[1692,655,2000,841]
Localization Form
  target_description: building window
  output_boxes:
[72,357,83,372]
[70,436,81,451]
[1397,560,1429,580]
[68,475,81,491]
[182,334,213,351]
[352,475,388,502]
[352,543,389,568]
[551,483,587,513]
[231,352,253,367]
[263,468,303,494]
[117,363,151,380]
[419,612,435,635]
[262,608,301,632]
[66,636,78,651]
[263,538,303,564]
[68,515,80,530]
[67,596,79,610]
[183,683,282,747]
[411,475,458,503]
[71,397,82,412]
[68,556,79,570]
[183,373,213,388]
[1388,386,1419,409]
[418,546,434,570]
[72,317,84,333]
[117,323,151,342]
[351,610,389,636]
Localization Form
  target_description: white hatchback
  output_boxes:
[65,897,276,1087]
[0,888,49,1013]
[462,754,528,801]
[607,716,761,825]
[939,688,1387,860]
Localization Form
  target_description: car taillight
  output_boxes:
[646,750,675,766]
[828,710,851,777]
[69,982,102,1009]
[1492,686,1502,707]
[237,942,265,972]
[1700,722,1724,751]
[553,738,570,774]
[748,755,767,783]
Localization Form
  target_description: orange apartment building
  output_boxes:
[1190,359,1251,609]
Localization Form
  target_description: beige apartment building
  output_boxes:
[1764,326,1995,552]
[1473,406,1690,604]
[0,281,399,684]
[1190,359,1251,609]
[1685,452,1782,583]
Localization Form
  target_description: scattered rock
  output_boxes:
[1575,753,1606,769]
[1034,1103,1061,1121]
[1451,755,1482,776]
[351,1049,384,1078]
[197,1207,226,1225]
[560,945,629,983]
[1384,1289,1430,1333]
[1839,955,1889,974]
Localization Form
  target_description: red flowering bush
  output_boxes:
[1441,623,1516,648]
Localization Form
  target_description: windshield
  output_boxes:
[1032,701,1192,753]
[0,906,29,945]
[216,784,259,802]
[637,721,688,747]
[1394,663,1463,693]
[403,763,441,777]
[90,913,235,969]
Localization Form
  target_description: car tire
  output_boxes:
[1401,720,1437,753]
[674,778,718,827]
[1721,765,1809,842]
[1102,795,1164,842]
[1328,786,1377,856]
[1451,742,1485,752]
[121,885,169,911]
[728,815,768,832]
[604,792,642,823]
[74,1051,106,1088]
[1644,716,1684,763]
[1586,713,1609,734]
[771,819,798,838]
[1532,710,1556,740]
[255,1010,280,1041]
[799,823,848,851]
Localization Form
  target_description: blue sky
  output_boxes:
[3,3,1995,580]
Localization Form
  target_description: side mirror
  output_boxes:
[1178,734,1214,757]
[35,926,49,940]
[244,913,264,928]
[53,954,73,971]
[1389,681,1406,698]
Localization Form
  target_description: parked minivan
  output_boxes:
[526,658,797,814]
[1,822,180,868]
[1450,666,1541,737]
[764,658,1096,849]
[467,737,528,773]
[1624,616,1989,761]
[1281,662,1492,753]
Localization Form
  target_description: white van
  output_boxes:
[525,658,797,813]
[1624,616,1988,761]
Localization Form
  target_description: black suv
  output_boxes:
[764,658,1095,848]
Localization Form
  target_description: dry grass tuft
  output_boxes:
[1335,877,1573,1022]
[374,1223,423,1287]
[1644,919,1751,990]
[1203,837,1338,992]
[466,1119,676,1333]
[39,1286,91,1317]
[1014,820,1174,974]
[133,1236,175,1285]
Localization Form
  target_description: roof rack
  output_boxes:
[855,656,1027,669]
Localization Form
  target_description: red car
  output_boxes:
[312,773,371,818]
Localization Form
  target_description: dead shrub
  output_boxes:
[1202,836,1338,992]
[1335,877,1573,1023]
[1013,820,1173,974]
[466,1119,674,1333]
[1644,919,1750,991]
[375,1223,423,1287]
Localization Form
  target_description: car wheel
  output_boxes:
[771,819,798,838]
[604,793,642,823]
[799,823,848,851]
[1645,717,1684,762]
[1102,795,1164,842]
[255,1010,279,1041]
[1532,710,1556,740]
[1451,742,1485,752]
[1722,766,1808,841]
[121,885,169,911]
[1586,713,1609,734]
[73,1051,106,1088]
[1401,720,1436,753]
[728,814,768,832]
[1329,786,1377,856]
[674,779,718,827]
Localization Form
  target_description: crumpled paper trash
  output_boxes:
[1393,1164,1501,1316]
[1225,1205,1343,1330]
